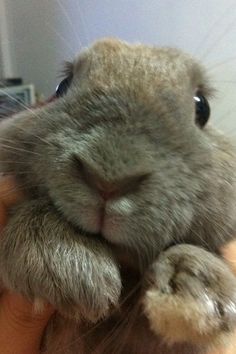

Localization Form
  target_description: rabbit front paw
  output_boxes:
[143,244,236,348]
[0,200,121,322]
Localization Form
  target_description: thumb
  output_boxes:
[0,291,54,354]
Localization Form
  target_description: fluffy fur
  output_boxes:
[0,38,235,353]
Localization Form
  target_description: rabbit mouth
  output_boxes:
[72,217,120,247]
[49,195,104,239]
[75,223,103,241]
[49,193,127,245]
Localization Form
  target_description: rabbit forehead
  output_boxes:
[72,38,211,95]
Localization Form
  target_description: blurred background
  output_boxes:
[0,0,235,133]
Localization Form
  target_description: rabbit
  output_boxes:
[0,37,235,354]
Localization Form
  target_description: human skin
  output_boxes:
[210,241,236,354]
[0,176,54,354]
[0,176,234,354]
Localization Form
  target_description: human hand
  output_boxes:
[0,176,235,354]
[0,176,54,354]
[207,241,236,354]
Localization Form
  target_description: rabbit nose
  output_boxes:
[97,186,121,201]
[75,156,148,200]
[95,176,146,201]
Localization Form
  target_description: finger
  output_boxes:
[0,291,54,354]
[214,240,236,354]
[221,240,236,275]
[207,340,236,354]
[0,202,7,229]
[0,176,24,208]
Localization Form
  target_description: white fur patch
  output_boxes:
[143,288,234,349]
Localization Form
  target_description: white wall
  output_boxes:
[0,0,13,77]
[1,0,236,133]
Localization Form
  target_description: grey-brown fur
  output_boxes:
[0,38,235,353]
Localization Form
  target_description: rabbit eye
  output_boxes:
[194,92,210,127]
[56,75,73,98]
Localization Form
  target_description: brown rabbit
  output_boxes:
[0,38,235,354]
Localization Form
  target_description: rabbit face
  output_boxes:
[1,38,235,265]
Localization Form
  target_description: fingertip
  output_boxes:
[0,202,7,229]
[221,240,236,275]
[0,291,54,325]
[0,291,54,354]
[0,176,24,208]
